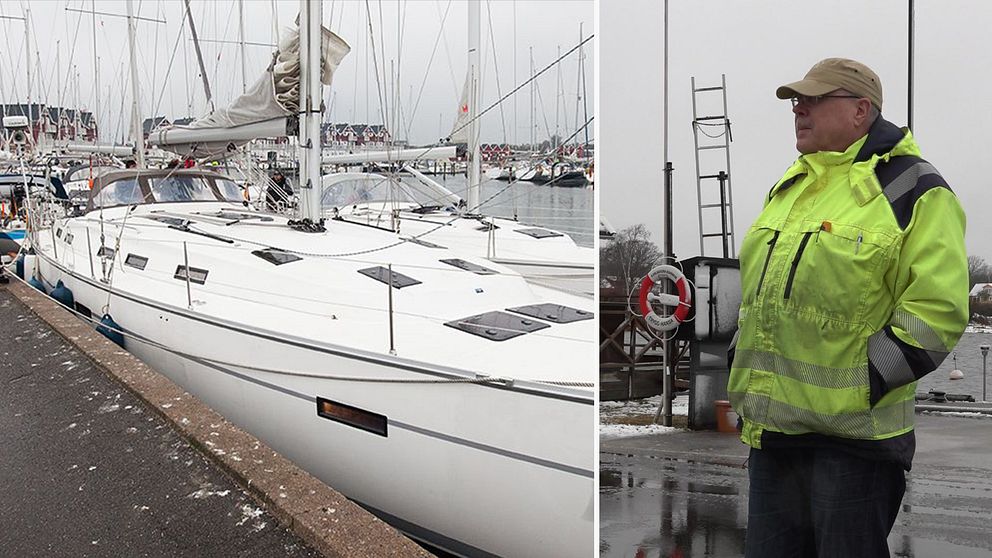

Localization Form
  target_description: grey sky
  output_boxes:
[600,0,992,265]
[1,0,592,146]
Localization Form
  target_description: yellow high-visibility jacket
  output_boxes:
[729,117,969,448]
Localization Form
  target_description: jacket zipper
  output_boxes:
[784,231,813,299]
[755,230,780,297]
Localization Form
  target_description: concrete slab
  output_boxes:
[2,280,431,558]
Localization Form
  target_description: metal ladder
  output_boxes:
[690,74,736,258]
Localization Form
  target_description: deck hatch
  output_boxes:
[402,237,446,249]
[124,254,149,270]
[439,258,498,275]
[514,227,564,239]
[174,265,209,285]
[358,266,421,289]
[475,222,499,232]
[252,249,302,266]
[316,397,387,437]
[207,211,274,222]
[444,310,550,341]
[507,303,593,324]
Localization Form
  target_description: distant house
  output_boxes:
[479,143,512,162]
[1,104,99,143]
[971,283,992,303]
[322,123,391,148]
[142,116,171,138]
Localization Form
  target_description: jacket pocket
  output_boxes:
[783,231,813,299]
[788,221,893,322]
[739,226,781,303]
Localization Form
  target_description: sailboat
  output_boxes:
[27,2,594,556]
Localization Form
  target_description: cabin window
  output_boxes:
[149,176,216,203]
[215,179,245,202]
[125,254,149,270]
[93,178,144,207]
[174,265,209,284]
[316,397,387,437]
[97,246,115,258]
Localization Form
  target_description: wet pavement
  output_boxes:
[601,414,992,558]
[0,287,324,557]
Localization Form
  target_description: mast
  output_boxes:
[92,1,100,141]
[25,7,31,141]
[298,0,324,223]
[466,0,481,212]
[238,0,247,94]
[126,0,145,167]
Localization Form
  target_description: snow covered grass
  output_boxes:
[600,394,689,439]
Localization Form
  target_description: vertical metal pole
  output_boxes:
[238,0,247,94]
[388,264,395,355]
[660,160,675,427]
[86,229,95,278]
[92,1,101,141]
[981,345,989,402]
[908,0,914,131]
[718,171,729,258]
[183,241,192,310]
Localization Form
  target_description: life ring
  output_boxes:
[638,264,692,333]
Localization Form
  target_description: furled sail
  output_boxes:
[149,25,350,157]
[448,74,472,144]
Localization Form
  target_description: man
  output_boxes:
[265,170,293,211]
[728,58,968,557]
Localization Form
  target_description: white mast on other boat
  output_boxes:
[466,0,481,214]
[126,0,145,168]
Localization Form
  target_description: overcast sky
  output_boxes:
[0,0,592,146]
[600,0,992,265]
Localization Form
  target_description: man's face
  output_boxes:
[792,90,864,154]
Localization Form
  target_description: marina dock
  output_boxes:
[0,280,430,558]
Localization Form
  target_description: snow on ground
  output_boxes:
[600,394,689,439]
[600,423,681,438]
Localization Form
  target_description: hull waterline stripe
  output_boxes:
[38,254,590,404]
[390,420,593,478]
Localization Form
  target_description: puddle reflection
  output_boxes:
[601,457,992,558]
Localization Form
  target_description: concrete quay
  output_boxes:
[0,279,430,558]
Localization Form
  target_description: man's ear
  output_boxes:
[855,99,873,128]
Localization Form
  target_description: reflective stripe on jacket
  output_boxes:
[728,117,969,448]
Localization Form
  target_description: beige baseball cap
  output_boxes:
[776,58,882,110]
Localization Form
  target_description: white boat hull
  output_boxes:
[36,255,594,557]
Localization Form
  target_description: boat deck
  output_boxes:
[0,280,431,558]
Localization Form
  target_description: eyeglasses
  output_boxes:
[790,94,862,107]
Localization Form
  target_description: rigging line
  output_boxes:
[151,21,188,120]
[485,0,509,146]
[58,5,84,119]
[449,34,593,142]
[377,0,391,135]
[402,0,450,141]
[364,0,390,136]
[434,0,459,101]
[533,64,554,144]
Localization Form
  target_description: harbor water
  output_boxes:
[415,175,595,247]
[918,331,992,399]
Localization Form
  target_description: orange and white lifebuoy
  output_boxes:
[639,264,692,333]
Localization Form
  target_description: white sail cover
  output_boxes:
[149,25,350,157]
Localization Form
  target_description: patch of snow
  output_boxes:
[600,423,681,439]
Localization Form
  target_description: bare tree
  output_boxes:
[969,255,992,287]
[600,224,662,293]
